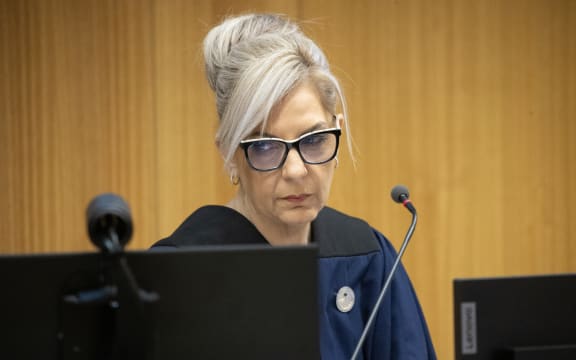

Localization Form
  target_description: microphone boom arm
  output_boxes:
[350,207,418,360]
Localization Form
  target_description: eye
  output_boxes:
[249,140,279,153]
[301,133,329,146]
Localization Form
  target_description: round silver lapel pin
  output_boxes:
[336,286,355,313]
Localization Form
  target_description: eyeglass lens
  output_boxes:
[246,131,338,171]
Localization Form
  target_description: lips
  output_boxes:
[282,194,310,202]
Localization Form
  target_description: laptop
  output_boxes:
[453,273,576,360]
[0,245,319,359]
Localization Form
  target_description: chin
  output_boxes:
[279,206,320,226]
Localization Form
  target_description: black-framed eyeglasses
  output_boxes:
[239,128,341,172]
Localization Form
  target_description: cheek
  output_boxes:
[313,165,336,199]
[244,172,278,206]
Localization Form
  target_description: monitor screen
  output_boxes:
[0,245,319,360]
[453,273,576,360]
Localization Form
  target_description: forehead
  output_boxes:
[262,82,332,138]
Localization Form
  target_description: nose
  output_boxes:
[282,147,308,179]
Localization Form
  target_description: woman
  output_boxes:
[152,13,436,359]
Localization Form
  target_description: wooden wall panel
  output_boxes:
[152,0,219,240]
[0,0,157,251]
[1,1,575,359]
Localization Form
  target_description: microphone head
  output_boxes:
[86,193,133,252]
[390,184,410,204]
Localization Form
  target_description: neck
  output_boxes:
[227,196,311,246]
[263,225,310,246]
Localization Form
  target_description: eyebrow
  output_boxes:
[250,116,337,140]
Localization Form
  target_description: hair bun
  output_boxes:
[203,14,298,92]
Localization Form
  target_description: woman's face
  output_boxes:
[234,82,339,230]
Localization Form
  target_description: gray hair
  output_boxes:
[203,14,351,170]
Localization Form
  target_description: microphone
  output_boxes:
[390,184,416,214]
[86,193,133,254]
[350,185,418,360]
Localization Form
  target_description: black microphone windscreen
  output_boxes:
[390,184,410,203]
[86,193,133,251]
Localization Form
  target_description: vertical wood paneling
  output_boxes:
[0,0,157,251]
[1,1,575,359]
[152,0,219,239]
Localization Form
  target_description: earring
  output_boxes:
[335,157,339,168]
[230,173,240,185]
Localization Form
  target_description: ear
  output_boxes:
[214,139,225,159]
[335,113,344,129]
[215,139,226,160]
[226,150,244,176]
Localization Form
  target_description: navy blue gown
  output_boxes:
[151,205,436,360]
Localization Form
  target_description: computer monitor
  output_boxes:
[0,245,319,360]
[454,273,576,360]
